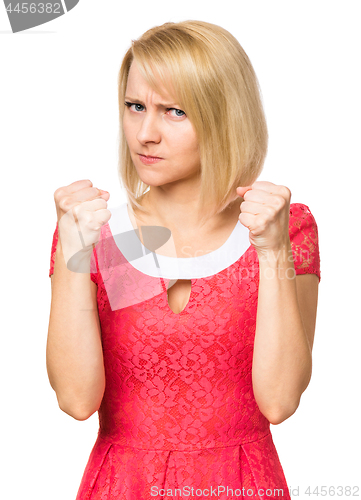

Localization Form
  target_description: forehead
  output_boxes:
[126,61,176,102]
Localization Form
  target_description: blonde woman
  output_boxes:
[48,20,320,500]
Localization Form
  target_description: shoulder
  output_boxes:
[289,202,313,217]
[288,202,321,282]
[288,203,318,233]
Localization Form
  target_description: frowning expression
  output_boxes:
[123,61,201,187]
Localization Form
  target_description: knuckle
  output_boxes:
[280,185,291,199]
[274,195,285,209]
[54,187,64,201]
[266,205,277,217]
[72,203,81,217]
[58,196,70,211]
[92,218,102,232]
[256,216,266,228]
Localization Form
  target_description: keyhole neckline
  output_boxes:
[162,277,194,316]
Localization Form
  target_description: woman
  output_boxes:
[48,20,320,500]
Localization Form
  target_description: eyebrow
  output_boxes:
[124,96,179,108]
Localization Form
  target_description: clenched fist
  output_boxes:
[236,181,291,258]
[54,179,111,273]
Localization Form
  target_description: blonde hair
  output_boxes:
[117,20,268,226]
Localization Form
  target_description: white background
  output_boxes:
[1,1,360,499]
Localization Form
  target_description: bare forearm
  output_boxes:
[47,241,105,419]
[252,242,312,423]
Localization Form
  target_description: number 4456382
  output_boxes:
[6,3,61,14]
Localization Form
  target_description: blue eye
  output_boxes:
[124,101,186,117]
[170,108,186,117]
[124,102,144,112]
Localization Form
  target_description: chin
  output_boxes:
[135,171,165,187]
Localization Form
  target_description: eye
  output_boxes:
[124,102,144,112]
[168,108,186,117]
[124,101,186,118]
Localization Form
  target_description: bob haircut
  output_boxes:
[117,19,268,227]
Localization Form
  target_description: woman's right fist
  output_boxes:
[54,179,112,272]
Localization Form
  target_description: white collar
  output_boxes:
[107,202,251,280]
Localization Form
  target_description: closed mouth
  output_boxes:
[139,154,163,159]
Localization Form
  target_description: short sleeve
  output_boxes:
[289,203,321,283]
[49,222,99,286]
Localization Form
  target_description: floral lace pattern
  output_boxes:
[49,203,320,499]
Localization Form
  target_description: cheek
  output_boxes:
[185,136,200,159]
[123,124,134,147]
[122,117,128,132]
[183,126,199,154]
[173,129,199,156]
[122,115,133,138]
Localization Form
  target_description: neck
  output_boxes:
[139,188,241,237]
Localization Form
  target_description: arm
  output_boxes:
[47,237,105,421]
[252,245,319,425]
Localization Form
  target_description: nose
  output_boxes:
[136,111,161,145]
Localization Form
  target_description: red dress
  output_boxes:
[49,202,321,500]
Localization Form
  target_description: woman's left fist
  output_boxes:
[236,181,291,257]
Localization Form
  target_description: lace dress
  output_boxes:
[49,202,321,500]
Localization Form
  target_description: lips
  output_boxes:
[139,154,163,159]
[138,154,164,165]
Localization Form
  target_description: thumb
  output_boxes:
[98,189,110,200]
[236,185,252,198]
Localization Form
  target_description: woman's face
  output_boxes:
[123,61,201,188]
